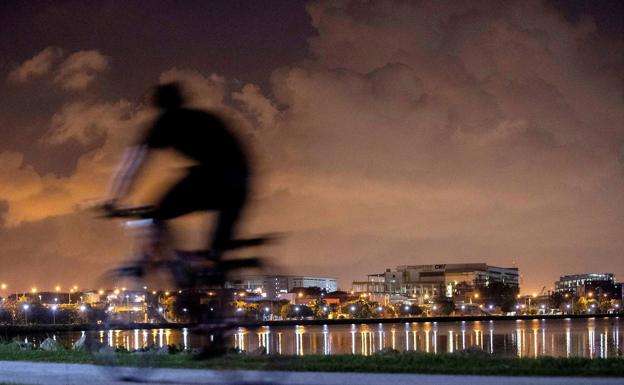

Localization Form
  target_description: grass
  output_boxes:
[0,343,623,377]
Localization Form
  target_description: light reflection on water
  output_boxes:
[4,318,624,358]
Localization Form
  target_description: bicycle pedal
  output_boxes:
[114,265,144,278]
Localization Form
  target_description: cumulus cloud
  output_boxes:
[1,0,623,292]
[241,0,624,291]
[54,50,109,90]
[7,47,108,90]
[45,101,134,145]
[0,100,150,226]
[7,46,64,83]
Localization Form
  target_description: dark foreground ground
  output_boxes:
[1,360,624,385]
[0,343,624,378]
[0,343,624,376]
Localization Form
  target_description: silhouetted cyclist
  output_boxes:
[106,82,250,261]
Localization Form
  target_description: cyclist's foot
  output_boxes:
[178,236,278,260]
[168,260,195,288]
[222,235,277,250]
[192,345,227,360]
[113,264,143,278]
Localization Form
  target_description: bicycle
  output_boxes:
[85,204,284,383]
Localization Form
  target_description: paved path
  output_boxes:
[0,361,623,385]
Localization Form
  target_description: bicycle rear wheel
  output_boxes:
[86,266,170,382]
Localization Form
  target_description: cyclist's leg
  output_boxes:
[152,171,213,286]
[209,179,248,257]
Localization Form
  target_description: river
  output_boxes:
[2,317,621,358]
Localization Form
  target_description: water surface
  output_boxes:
[3,317,621,358]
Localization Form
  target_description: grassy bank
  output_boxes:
[0,344,622,377]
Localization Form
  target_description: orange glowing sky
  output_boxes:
[0,0,623,294]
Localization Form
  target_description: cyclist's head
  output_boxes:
[153,82,185,110]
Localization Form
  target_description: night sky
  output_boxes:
[0,0,623,294]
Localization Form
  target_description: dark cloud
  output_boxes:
[0,0,622,293]
[0,200,7,227]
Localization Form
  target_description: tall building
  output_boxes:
[230,275,338,299]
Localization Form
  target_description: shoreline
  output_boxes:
[0,312,619,333]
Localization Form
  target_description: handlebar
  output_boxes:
[101,205,156,219]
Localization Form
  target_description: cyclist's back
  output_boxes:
[145,107,249,181]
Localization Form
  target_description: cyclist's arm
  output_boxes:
[107,144,148,201]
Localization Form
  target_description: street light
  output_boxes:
[51,304,58,324]
[22,304,29,324]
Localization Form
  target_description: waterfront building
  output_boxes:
[230,275,338,299]
[352,263,519,305]
[555,273,622,299]
[351,274,385,294]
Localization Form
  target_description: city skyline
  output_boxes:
[1,266,622,296]
[0,1,624,294]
